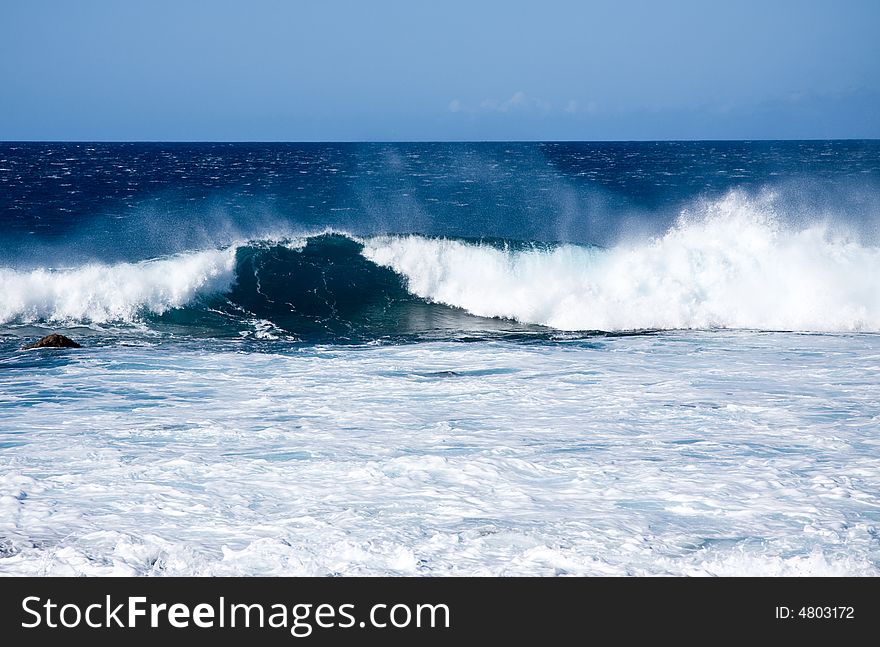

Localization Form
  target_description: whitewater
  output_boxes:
[1,140,879,576]
[2,333,878,576]
[2,191,880,334]
[364,191,880,332]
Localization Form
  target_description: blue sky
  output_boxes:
[1,0,878,140]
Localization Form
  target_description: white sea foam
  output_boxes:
[1,333,878,576]
[363,191,880,331]
[0,247,238,324]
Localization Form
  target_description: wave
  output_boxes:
[366,191,880,332]
[2,191,879,338]
[0,233,524,341]
[0,248,237,324]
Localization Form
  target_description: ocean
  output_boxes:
[1,141,879,576]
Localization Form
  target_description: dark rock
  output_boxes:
[22,334,82,350]
[424,370,461,378]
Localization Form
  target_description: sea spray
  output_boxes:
[363,191,880,332]
[2,193,879,334]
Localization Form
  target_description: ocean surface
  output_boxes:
[1,141,879,576]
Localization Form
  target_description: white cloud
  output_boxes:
[564,99,599,114]
[450,91,555,115]
[500,91,527,112]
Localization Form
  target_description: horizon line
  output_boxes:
[2,137,879,144]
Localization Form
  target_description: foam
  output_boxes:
[362,191,880,332]
[0,248,237,324]
[1,334,878,576]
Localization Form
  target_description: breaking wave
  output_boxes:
[2,192,879,338]
[366,191,880,332]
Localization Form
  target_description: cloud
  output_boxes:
[499,91,528,112]
[449,91,553,115]
[563,100,598,114]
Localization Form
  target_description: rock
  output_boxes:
[22,334,82,350]
[426,370,461,378]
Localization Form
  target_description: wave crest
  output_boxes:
[0,248,237,324]
[363,191,880,332]
[3,192,879,334]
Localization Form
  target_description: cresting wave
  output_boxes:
[0,248,237,324]
[365,192,880,332]
[2,192,879,335]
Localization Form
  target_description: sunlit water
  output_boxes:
[1,141,879,575]
[2,332,878,576]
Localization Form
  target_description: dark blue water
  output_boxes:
[3,141,878,255]
[1,141,879,343]
[3,142,880,576]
